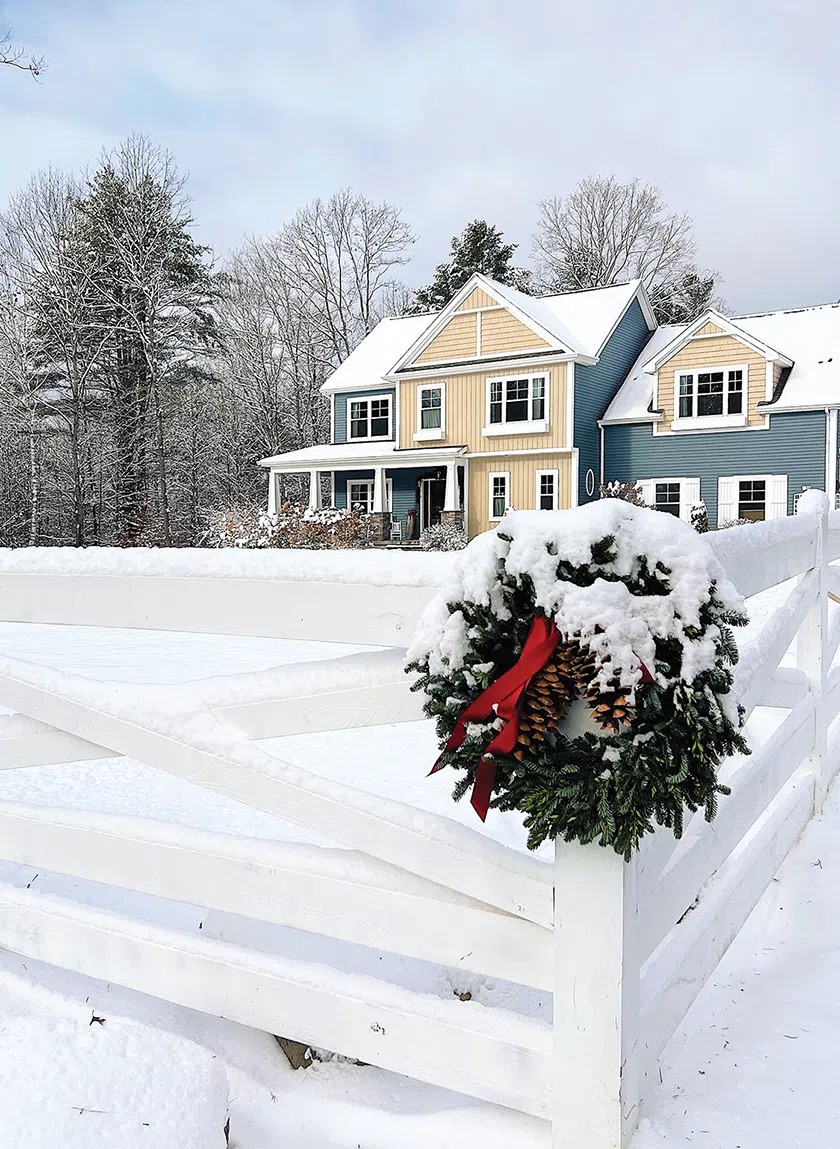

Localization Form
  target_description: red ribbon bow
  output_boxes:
[430,614,561,820]
[430,617,656,823]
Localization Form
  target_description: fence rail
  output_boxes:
[0,507,837,1144]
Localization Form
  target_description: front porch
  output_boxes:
[260,444,468,542]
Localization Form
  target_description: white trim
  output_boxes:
[395,377,401,450]
[636,476,699,522]
[765,360,775,402]
[347,394,393,443]
[484,371,551,437]
[536,469,560,511]
[599,423,605,491]
[488,471,511,522]
[716,473,788,526]
[329,394,335,443]
[671,363,749,431]
[826,409,838,501]
[565,360,575,450]
[414,381,446,442]
[642,309,792,374]
[346,477,393,514]
[653,419,770,437]
[571,448,579,508]
[386,351,580,383]
[390,272,575,374]
[467,447,573,458]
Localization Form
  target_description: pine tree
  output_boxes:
[411,220,532,312]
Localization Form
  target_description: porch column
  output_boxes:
[372,466,386,513]
[440,462,465,535]
[443,462,460,512]
[368,465,392,542]
[267,469,278,516]
[308,469,322,511]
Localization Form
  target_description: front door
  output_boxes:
[420,477,446,531]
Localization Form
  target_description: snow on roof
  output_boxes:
[320,313,434,394]
[603,301,840,422]
[319,278,651,395]
[259,441,467,469]
[602,325,680,421]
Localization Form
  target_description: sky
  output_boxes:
[1,0,839,315]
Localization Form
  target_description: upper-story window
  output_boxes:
[674,365,746,429]
[349,395,392,440]
[414,383,446,441]
[484,373,549,436]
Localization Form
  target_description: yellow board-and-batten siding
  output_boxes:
[655,333,768,431]
[398,362,568,453]
[467,454,573,538]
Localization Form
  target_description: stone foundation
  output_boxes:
[367,511,392,542]
[439,510,465,531]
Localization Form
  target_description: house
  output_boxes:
[259,272,656,540]
[601,304,840,526]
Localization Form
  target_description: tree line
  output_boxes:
[0,133,722,547]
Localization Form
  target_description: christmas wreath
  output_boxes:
[406,502,749,858]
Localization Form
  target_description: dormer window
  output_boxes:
[673,365,748,430]
[349,395,392,440]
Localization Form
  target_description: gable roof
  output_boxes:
[642,308,792,373]
[603,300,840,422]
[320,273,656,394]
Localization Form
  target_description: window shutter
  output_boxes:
[717,477,737,526]
[637,479,655,507]
[680,478,701,521]
[768,474,789,519]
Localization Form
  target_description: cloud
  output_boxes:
[2,0,840,312]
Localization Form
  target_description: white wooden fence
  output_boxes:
[0,505,837,1146]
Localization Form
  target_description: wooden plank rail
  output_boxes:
[0,502,835,1144]
[0,880,551,1116]
[0,802,552,992]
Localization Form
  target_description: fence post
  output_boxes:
[553,840,640,1149]
[796,493,829,813]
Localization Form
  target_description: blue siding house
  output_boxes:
[601,305,840,526]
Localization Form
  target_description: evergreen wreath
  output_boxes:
[406,502,749,859]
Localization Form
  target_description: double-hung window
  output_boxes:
[349,395,391,440]
[674,366,747,428]
[489,472,510,521]
[738,478,766,521]
[415,383,445,440]
[654,482,681,516]
[536,469,559,510]
[486,374,548,433]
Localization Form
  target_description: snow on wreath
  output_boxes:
[406,501,749,858]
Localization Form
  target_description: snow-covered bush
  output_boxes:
[200,505,274,548]
[269,503,374,549]
[600,479,646,506]
[419,522,467,551]
[690,501,710,533]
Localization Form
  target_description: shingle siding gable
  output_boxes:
[574,299,652,502]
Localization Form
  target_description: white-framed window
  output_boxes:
[483,373,549,436]
[536,469,559,510]
[717,474,788,525]
[348,395,392,441]
[673,364,748,430]
[636,477,701,521]
[346,478,392,513]
[488,471,511,521]
[414,382,445,441]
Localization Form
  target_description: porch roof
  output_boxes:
[259,442,468,473]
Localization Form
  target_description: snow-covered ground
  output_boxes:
[0,593,836,1149]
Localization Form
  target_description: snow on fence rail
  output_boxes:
[0,509,838,1145]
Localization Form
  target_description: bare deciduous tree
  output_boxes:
[1,31,45,77]
[280,188,414,361]
[533,176,723,322]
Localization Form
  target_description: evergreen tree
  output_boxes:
[411,219,532,312]
[648,269,721,325]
